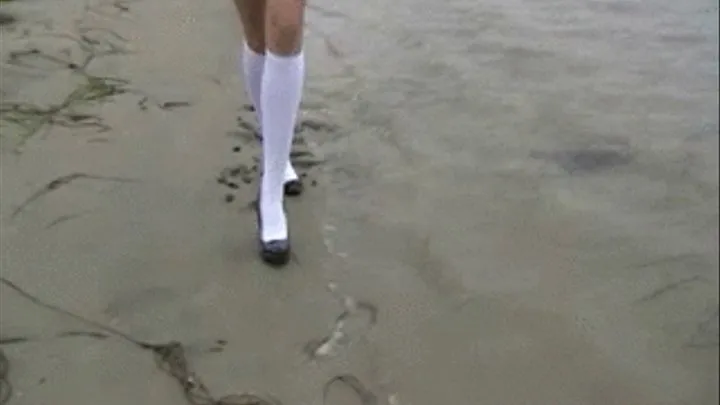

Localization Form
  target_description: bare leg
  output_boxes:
[265,0,305,55]
[233,0,266,53]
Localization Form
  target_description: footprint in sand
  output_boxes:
[303,283,378,360]
[219,106,333,204]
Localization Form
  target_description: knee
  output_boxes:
[269,23,302,54]
[245,36,266,54]
[266,0,304,55]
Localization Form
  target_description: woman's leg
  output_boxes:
[265,0,305,55]
[258,0,305,241]
[232,0,266,52]
[234,1,302,195]
[253,0,306,265]
[262,0,304,201]
[234,0,266,131]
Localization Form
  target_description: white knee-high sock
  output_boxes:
[259,50,304,241]
[242,43,299,184]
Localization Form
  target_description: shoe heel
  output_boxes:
[284,179,304,197]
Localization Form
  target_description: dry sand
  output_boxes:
[0,0,718,405]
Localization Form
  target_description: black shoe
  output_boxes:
[284,179,304,197]
[255,193,291,267]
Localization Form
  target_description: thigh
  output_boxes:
[233,0,266,52]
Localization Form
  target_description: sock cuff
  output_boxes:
[265,50,304,64]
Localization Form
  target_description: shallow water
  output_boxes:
[304,0,719,403]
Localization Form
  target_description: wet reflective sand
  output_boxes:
[1,0,717,404]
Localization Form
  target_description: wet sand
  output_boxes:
[0,1,337,404]
[1,0,718,404]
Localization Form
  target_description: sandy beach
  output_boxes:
[1,0,718,404]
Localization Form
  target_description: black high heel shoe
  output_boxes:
[255,192,291,267]
[284,179,304,197]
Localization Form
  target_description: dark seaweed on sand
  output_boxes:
[0,12,15,27]
[0,277,378,405]
[0,277,283,405]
